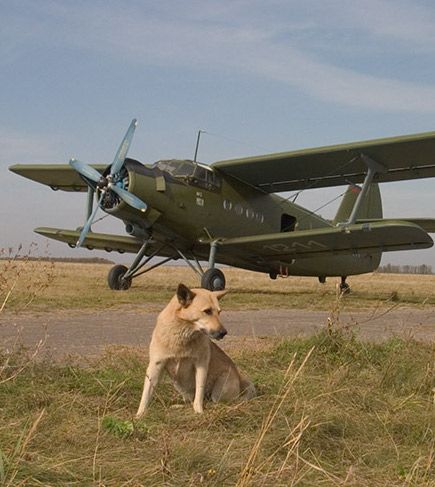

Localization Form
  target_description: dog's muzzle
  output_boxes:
[210,329,227,340]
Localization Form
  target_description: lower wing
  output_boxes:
[35,227,143,253]
[215,221,433,263]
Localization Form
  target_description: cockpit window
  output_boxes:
[155,160,193,176]
[154,159,221,190]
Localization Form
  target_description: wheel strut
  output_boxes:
[201,240,226,290]
[339,276,351,294]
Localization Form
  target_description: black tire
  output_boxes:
[108,265,132,290]
[339,282,351,295]
[201,268,226,291]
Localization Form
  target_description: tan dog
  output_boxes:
[136,283,255,417]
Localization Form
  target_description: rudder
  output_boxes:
[333,183,382,225]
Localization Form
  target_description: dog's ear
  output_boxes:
[177,283,196,307]
[213,289,228,300]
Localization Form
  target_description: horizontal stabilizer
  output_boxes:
[356,218,435,233]
[9,164,106,192]
[216,221,433,261]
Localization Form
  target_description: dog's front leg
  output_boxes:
[136,360,166,418]
[193,360,208,413]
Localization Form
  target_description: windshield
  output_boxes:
[154,160,221,189]
[155,160,195,177]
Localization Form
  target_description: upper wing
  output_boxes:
[9,164,106,192]
[212,131,435,192]
[215,221,433,261]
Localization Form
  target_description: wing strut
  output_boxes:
[346,154,387,225]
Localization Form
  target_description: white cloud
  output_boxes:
[328,0,435,46]
[3,1,435,113]
[19,1,435,113]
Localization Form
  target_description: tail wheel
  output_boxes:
[339,276,351,295]
[201,268,226,291]
[269,271,278,280]
[108,265,132,290]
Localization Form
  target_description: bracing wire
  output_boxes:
[199,129,360,224]
[92,214,109,225]
[280,155,360,206]
[291,190,348,227]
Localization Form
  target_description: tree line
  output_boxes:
[377,264,433,274]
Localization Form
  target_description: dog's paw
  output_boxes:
[193,403,204,414]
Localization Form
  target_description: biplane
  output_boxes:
[9,119,435,292]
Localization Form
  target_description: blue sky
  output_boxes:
[2,0,435,267]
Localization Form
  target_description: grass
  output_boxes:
[2,260,435,313]
[1,255,434,485]
[0,331,433,486]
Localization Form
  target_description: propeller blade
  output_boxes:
[110,118,138,177]
[69,158,102,184]
[77,192,105,247]
[109,183,147,212]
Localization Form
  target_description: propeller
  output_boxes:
[69,119,147,247]
[77,191,105,248]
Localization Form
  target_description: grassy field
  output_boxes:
[2,259,435,313]
[0,331,433,486]
[1,259,434,485]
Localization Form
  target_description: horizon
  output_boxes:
[2,1,435,268]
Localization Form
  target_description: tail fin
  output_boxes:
[333,183,382,225]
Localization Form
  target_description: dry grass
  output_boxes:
[1,260,435,313]
[0,331,433,486]
[1,255,434,485]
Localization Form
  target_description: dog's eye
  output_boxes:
[203,308,213,315]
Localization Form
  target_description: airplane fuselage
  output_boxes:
[107,158,380,277]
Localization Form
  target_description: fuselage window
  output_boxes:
[281,214,296,232]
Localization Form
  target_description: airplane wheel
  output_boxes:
[339,282,351,295]
[108,265,132,290]
[201,268,226,291]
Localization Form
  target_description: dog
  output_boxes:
[136,283,255,417]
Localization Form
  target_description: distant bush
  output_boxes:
[377,263,433,274]
[0,255,114,265]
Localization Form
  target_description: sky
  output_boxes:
[2,0,435,268]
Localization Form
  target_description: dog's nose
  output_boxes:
[218,329,227,339]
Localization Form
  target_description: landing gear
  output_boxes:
[107,239,175,291]
[106,236,227,292]
[201,268,226,291]
[108,265,132,290]
[339,276,351,294]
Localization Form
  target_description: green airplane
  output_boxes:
[9,119,435,292]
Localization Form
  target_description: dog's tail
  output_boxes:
[239,377,256,400]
